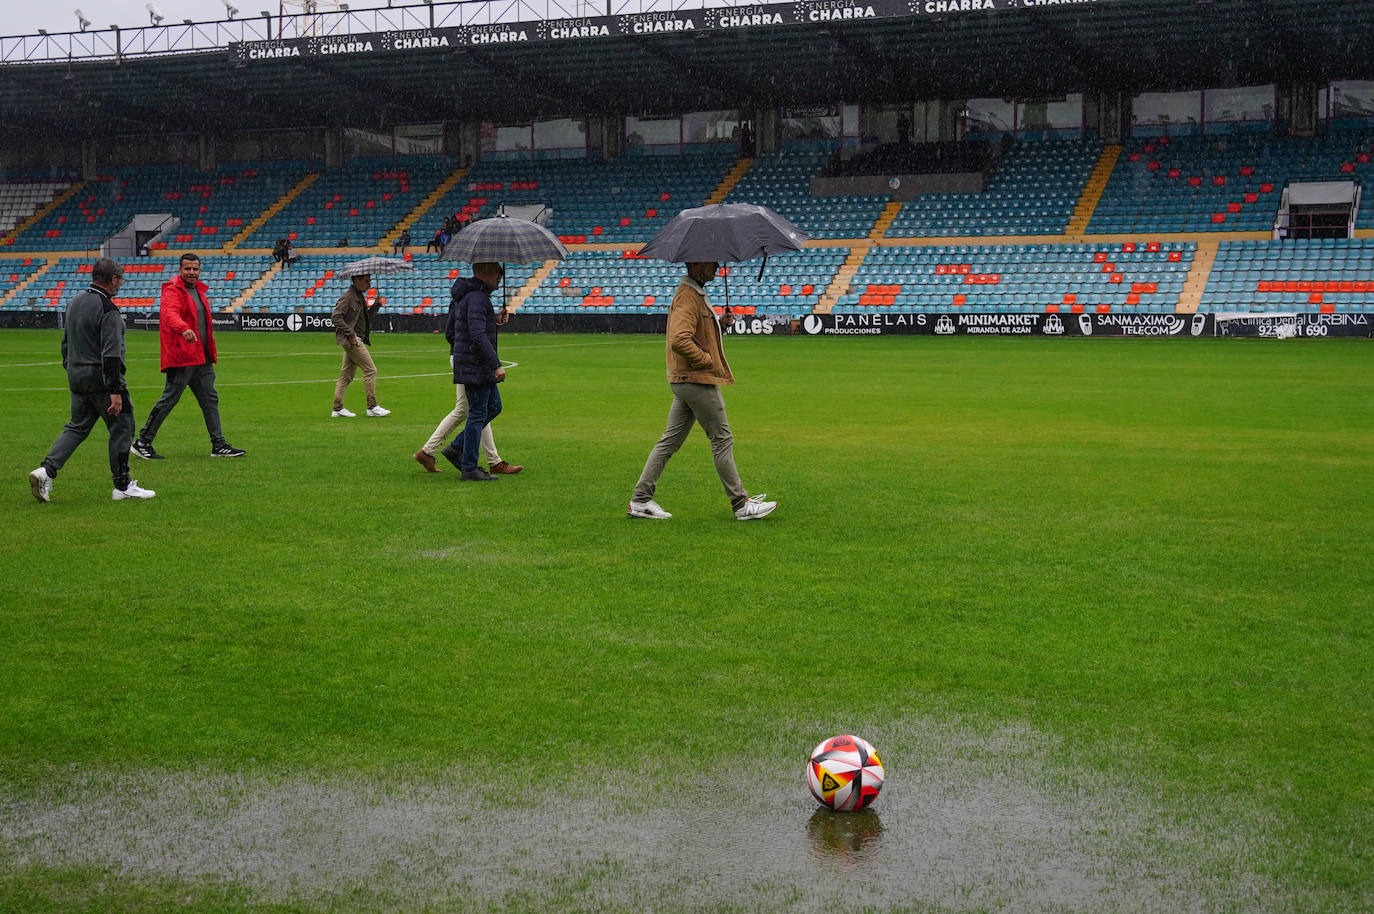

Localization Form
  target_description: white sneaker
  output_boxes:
[366,405,391,417]
[627,499,672,519]
[331,407,356,418]
[112,480,156,500]
[734,495,777,520]
[29,467,52,503]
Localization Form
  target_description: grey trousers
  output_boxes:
[140,363,224,445]
[42,389,134,490]
[633,382,747,508]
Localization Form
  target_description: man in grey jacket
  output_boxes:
[28,257,155,502]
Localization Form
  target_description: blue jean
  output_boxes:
[444,383,501,471]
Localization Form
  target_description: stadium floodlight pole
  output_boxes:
[223,0,240,16]
[146,3,165,25]
[75,8,92,31]
[260,9,272,39]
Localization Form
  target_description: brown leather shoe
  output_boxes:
[413,450,440,473]
[488,460,523,475]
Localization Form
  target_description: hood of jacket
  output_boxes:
[450,275,490,302]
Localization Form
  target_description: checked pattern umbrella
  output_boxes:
[438,215,569,265]
[339,256,416,278]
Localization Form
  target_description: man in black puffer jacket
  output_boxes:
[440,262,507,481]
[412,270,522,476]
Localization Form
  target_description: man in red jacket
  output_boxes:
[132,253,245,459]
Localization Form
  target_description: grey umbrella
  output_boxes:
[636,202,812,310]
[635,203,810,264]
[438,215,569,264]
[339,256,416,277]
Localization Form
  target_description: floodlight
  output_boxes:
[75,9,92,30]
[146,3,165,25]
[223,0,239,15]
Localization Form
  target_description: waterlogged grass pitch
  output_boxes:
[1,330,1371,913]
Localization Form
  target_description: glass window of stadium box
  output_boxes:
[1132,91,1202,137]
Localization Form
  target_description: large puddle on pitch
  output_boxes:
[0,715,1322,913]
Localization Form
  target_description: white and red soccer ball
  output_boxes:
[807,734,884,811]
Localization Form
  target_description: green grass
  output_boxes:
[1,330,1372,911]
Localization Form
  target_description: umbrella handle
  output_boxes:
[757,254,767,282]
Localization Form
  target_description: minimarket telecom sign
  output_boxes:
[232,0,1125,58]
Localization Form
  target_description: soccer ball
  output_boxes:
[807,734,884,811]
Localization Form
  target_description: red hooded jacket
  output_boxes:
[158,277,218,371]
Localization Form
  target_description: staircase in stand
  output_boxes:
[229,262,284,312]
[1177,240,1218,314]
[0,258,55,308]
[225,173,319,251]
[379,165,469,252]
[705,159,753,205]
[870,201,903,240]
[1065,145,1121,237]
[507,259,560,312]
[815,245,870,314]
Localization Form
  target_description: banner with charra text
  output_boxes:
[230,0,1128,60]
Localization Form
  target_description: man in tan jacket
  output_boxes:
[330,272,390,418]
[628,261,777,521]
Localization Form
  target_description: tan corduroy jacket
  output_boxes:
[665,277,734,386]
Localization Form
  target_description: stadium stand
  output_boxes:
[0,258,49,309]
[0,182,70,235]
[724,142,888,240]
[1089,129,1374,235]
[240,156,455,250]
[834,241,1196,314]
[414,148,737,246]
[887,138,1102,238]
[11,163,308,252]
[1202,238,1374,313]
[6,256,266,311]
[524,247,845,316]
[249,253,538,316]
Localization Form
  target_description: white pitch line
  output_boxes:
[0,336,654,371]
[0,361,520,393]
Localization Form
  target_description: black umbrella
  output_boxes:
[636,202,810,266]
[636,203,811,310]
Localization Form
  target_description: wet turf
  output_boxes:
[1,331,1372,911]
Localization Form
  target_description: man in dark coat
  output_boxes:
[29,257,155,502]
[440,262,506,481]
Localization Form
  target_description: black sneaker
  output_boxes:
[460,467,498,481]
[210,442,246,458]
[131,439,163,460]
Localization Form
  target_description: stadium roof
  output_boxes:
[1,0,1371,139]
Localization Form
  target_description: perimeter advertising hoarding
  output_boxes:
[230,0,1126,60]
[6,311,1368,337]
[799,312,1221,337]
[1212,312,1374,338]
